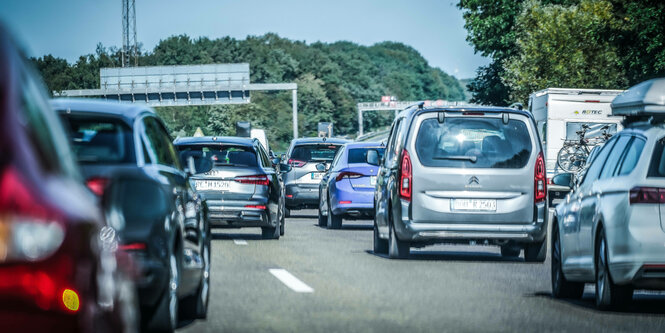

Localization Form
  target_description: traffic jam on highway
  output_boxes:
[3,23,665,333]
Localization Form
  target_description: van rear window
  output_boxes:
[415,117,533,168]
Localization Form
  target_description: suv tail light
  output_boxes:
[288,159,306,168]
[235,174,270,186]
[86,176,109,196]
[400,149,412,201]
[534,152,547,203]
[629,187,665,204]
[336,171,363,182]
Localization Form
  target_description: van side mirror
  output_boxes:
[367,149,380,166]
[552,173,574,189]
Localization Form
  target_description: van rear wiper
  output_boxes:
[433,155,477,163]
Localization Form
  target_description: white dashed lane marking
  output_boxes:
[233,239,248,245]
[269,269,314,293]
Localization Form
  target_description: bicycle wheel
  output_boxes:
[557,145,587,173]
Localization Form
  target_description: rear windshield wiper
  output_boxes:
[433,155,477,163]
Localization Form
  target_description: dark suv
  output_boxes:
[371,104,547,260]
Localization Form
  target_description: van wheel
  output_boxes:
[524,239,547,262]
[551,225,584,299]
[373,221,388,255]
[595,228,632,309]
[388,222,409,259]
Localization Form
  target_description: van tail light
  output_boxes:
[86,177,109,196]
[235,175,270,186]
[629,187,665,204]
[534,152,547,203]
[336,171,363,182]
[245,204,267,210]
[0,166,77,313]
[288,159,306,168]
[400,149,412,201]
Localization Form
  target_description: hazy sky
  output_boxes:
[1,0,488,79]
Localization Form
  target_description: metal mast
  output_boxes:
[121,0,138,67]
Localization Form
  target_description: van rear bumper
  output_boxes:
[397,201,547,243]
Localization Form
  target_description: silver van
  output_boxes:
[370,104,547,260]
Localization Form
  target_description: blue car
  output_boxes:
[318,142,385,229]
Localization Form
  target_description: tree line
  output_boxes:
[458,0,665,105]
[32,33,466,150]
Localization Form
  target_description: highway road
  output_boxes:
[179,210,665,332]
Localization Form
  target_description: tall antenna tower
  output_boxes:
[121,0,138,67]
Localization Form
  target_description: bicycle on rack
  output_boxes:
[557,124,612,173]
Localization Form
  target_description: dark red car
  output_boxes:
[0,25,137,332]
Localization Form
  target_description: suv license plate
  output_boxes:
[452,199,496,211]
[196,180,230,191]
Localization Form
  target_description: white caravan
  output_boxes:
[528,88,624,178]
[251,128,270,154]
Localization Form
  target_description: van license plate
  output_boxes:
[452,199,496,211]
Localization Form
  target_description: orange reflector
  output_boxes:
[62,289,80,312]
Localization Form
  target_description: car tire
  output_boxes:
[318,197,327,227]
[180,232,210,319]
[280,209,285,236]
[146,250,180,332]
[262,225,280,239]
[524,239,547,262]
[388,221,409,259]
[595,228,633,310]
[326,198,342,229]
[500,244,521,258]
[284,207,291,218]
[373,221,388,255]
[551,225,584,299]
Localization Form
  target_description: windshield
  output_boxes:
[176,144,257,167]
[415,117,533,169]
[60,115,135,164]
[290,144,342,163]
[348,148,385,164]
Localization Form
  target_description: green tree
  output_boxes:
[504,0,627,103]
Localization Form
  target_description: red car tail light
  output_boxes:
[0,166,65,262]
[629,187,665,204]
[235,175,270,186]
[86,177,109,196]
[534,152,547,203]
[118,242,147,251]
[338,201,352,204]
[288,159,306,167]
[400,149,412,201]
[335,171,363,182]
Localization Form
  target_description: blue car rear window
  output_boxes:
[348,148,385,164]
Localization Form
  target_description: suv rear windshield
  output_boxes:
[176,144,258,167]
[415,117,533,168]
[290,144,341,163]
[348,148,385,164]
[60,116,135,164]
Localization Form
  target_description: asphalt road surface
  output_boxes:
[179,209,665,332]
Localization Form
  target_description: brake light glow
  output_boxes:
[534,152,547,203]
[339,201,352,204]
[86,177,108,196]
[400,149,412,201]
[235,175,270,186]
[336,171,363,182]
[629,187,665,204]
[118,242,147,251]
[245,205,267,210]
[288,159,306,168]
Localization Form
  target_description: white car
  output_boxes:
[551,78,665,309]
